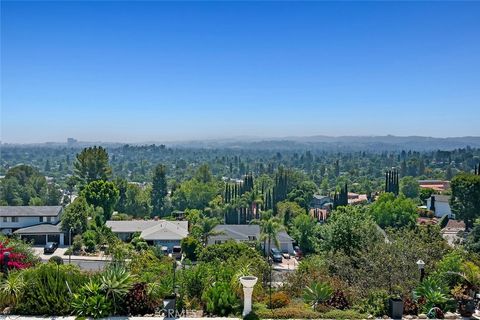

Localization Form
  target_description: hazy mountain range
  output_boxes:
[2,135,480,151]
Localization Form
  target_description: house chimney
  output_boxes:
[429,196,436,212]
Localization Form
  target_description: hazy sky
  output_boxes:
[1,1,480,143]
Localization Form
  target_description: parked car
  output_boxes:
[172,245,182,260]
[293,246,303,259]
[160,246,169,256]
[282,249,291,259]
[270,248,283,263]
[44,242,58,254]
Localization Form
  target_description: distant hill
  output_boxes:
[170,135,480,151]
[2,135,480,151]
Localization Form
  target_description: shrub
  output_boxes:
[266,291,290,309]
[256,302,320,319]
[0,271,25,309]
[48,256,64,265]
[403,296,419,315]
[354,289,389,317]
[100,265,134,314]
[202,281,239,316]
[125,282,154,315]
[72,279,112,319]
[326,289,349,310]
[320,309,368,319]
[303,281,333,311]
[72,234,83,252]
[15,263,87,315]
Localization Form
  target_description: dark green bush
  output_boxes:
[48,256,64,265]
[15,263,87,315]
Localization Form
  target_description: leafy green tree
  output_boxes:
[61,197,90,235]
[320,206,381,256]
[0,165,48,205]
[277,201,305,226]
[290,214,319,254]
[465,218,480,254]
[420,188,435,202]
[400,176,420,199]
[451,173,480,228]
[368,193,418,229]
[45,184,62,205]
[194,164,213,183]
[172,178,218,211]
[151,164,168,216]
[125,184,151,217]
[82,180,120,221]
[181,236,201,261]
[287,180,318,211]
[74,146,112,187]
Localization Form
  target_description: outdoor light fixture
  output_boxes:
[416,259,425,282]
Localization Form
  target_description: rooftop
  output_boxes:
[14,223,62,234]
[0,206,63,217]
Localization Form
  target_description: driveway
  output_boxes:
[33,246,68,260]
[32,246,111,271]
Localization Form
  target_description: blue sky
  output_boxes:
[1,1,479,143]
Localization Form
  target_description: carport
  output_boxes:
[14,223,65,246]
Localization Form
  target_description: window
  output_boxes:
[47,217,52,223]
[2,217,7,223]
[40,217,44,222]
[11,217,19,223]
[215,240,222,245]
[248,236,257,241]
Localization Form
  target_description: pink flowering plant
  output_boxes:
[0,236,38,270]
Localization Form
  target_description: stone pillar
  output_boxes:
[240,276,258,317]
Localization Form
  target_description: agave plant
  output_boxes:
[72,279,112,319]
[413,277,449,312]
[100,266,134,314]
[303,281,333,311]
[0,271,25,308]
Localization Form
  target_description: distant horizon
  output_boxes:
[2,1,480,142]
[2,134,480,146]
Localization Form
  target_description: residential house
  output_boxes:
[207,224,295,254]
[418,180,450,192]
[106,220,188,250]
[426,195,453,218]
[310,195,332,209]
[1,206,63,233]
[347,192,369,205]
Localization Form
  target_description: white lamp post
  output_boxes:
[240,276,258,317]
[416,259,425,282]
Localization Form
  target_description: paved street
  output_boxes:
[33,246,110,271]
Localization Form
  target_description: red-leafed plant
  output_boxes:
[0,237,38,270]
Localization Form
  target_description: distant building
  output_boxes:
[347,192,369,205]
[441,219,466,246]
[418,180,450,192]
[310,208,329,222]
[67,138,78,145]
[105,220,188,250]
[310,194,332,209]
[426,195,453,218]
[207,224,294,254]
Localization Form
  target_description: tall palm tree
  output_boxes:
[253,214,284,256]
[193,216,222,246]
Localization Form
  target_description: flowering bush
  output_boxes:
[0,237,38,270]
